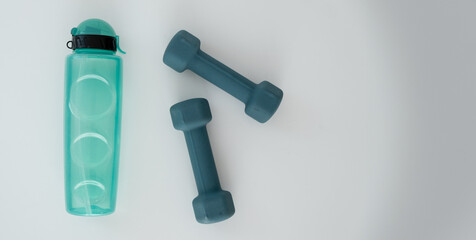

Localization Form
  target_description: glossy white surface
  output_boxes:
[0,0,475,239]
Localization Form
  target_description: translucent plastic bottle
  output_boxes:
[64,19,124,216]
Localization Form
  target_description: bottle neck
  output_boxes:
[74,49,116,55]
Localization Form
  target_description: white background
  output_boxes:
[0,0,475,239]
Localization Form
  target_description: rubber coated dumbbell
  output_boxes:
[163,30,284,123]
[170,98,235,224]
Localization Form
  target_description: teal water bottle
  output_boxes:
[64,19,125,216]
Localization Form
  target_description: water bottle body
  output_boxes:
[64,50,122,216]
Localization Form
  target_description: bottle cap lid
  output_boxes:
[66,19,125,53]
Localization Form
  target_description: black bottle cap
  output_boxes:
[66,35,117,51]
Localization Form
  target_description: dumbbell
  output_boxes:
[163,30,284,123]
[170,98,235,224]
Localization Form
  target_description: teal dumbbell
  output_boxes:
[163,30,283,123]
[170,98,235,224]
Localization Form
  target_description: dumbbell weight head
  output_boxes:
[163,30,201,73]
[193,190,235,224]
[170,98,211,131]
[245,81,283,123]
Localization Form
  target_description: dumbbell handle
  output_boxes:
[189,50,256,103]
[184,126,222,194]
